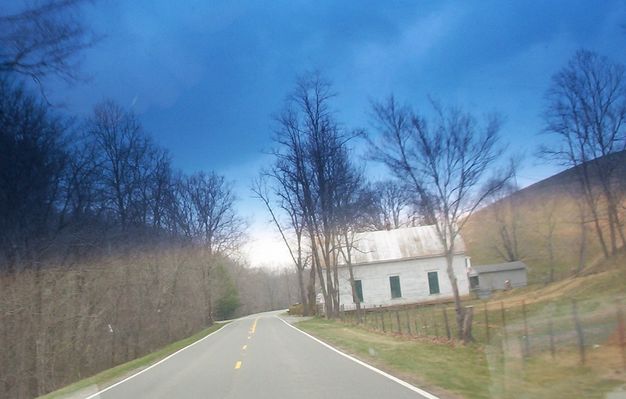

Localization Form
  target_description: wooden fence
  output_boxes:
[339,297,626,369]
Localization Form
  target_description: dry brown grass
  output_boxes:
[464,169,625,284]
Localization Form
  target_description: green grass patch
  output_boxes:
[297,317,623,399]
[38,323,227,399]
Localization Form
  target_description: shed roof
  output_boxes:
[340,225,465,266]
[472,261,527,274]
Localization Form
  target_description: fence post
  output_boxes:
[463,306,474,344]
[548,317,555,360]
[500,301,507,347]
[571,299,586,365]
[415,309,421,336]
[443,308,451,340]
[617,302,625,370]
[381,310,386,333]
[484,301,490,344]
[395,310,401,334]
[433,307,439,337]
[522,300,529,357]
[406,309,412,335]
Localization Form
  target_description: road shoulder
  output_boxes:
[278,315,448,399]
[38,323,229,399]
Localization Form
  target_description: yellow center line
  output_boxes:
[234,360,242,369]
[242,345,247,350]
[249,317,258,334]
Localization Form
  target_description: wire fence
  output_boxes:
[339,296,626,369]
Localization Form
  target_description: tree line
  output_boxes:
[0,77,303,397]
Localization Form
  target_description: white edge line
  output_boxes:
[83,322,233,399]
[277,316,440,399]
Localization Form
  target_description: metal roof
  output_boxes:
[471,261,527,274]
[340,225,465,266]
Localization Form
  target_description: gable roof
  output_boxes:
[341,225,465,266]
[472,261,527,274]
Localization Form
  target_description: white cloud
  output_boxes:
[240,222,293,269]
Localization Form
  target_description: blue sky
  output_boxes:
[47,0,626,266]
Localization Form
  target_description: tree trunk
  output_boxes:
[607,203,618,255]
[296,267,308,316]
[30,268,44,397]
[445,251,466,340]
[324,260,334,318]
[548,237,555,283]
[609,199,626,250]
[591,207,609,259]
[332,260,340,318]
[308,262,316,315]
[577,204,588,274]
[308,230,330,317]
[462,306,474,344]
[347,262,362,323]
[583,184,610,259]
[201,262,212,326]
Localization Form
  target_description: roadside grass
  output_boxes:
[38,323,227,399]
[297,318,623,399]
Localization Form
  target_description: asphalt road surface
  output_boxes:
[87,311,435,399]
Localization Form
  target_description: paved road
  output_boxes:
[88,311,433,399]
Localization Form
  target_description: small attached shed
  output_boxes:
[468,261,528,293]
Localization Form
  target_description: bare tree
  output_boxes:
[575,198,590,273]
[542,49,626,258]
[0,77,68,396]
[334,165,373,323]
[0,0,97,89]
[369,96,513,342]
[268,72,362,318]
[370,180,409,230]
[252,176,310,314]
[179,171,245,323]
[489,181,523,262]
[0,78,67,273]
[182,172,244,257]
[85,100,154,229]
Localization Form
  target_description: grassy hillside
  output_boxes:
[464,152,626,283]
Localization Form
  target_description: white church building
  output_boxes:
[336,225,470,310]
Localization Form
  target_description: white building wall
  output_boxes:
[338,255,469,309]
[478,268,527,290]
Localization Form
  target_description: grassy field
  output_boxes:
[297,317,624,399]
[298,253,626,398]
[346,262,625,352]
[38,322,227,399]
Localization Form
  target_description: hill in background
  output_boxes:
[464,151,626,283]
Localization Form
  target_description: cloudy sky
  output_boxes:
[47,0,626,267]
